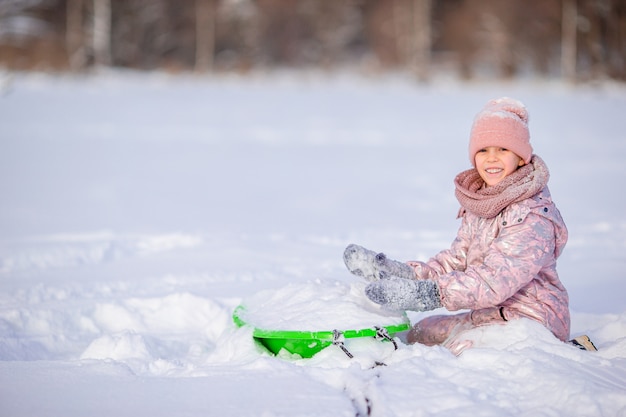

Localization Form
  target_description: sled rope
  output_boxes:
[374,326,398,350]
[332,330,354,358]
[332,327,400,359]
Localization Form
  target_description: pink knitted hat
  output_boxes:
[468,97,533,166]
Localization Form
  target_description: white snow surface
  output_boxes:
[1,71,625,416]
[236,280,408,331]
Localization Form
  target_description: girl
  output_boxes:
[344,97,577,354]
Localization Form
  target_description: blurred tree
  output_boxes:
[412,0,431,81]
[520,1,561,77]
[195,0,216,72]
[256,0,299,65]
[215,0,258,71]
[305,0,364,68]
[437,0,479,79]
[0,0,55,69]
[92,0,111,66]
[562,0,577,81]
[66,0,86,69]
[0,0,624,81]
[578,0,625,81]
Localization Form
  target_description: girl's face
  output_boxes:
[474,146,525,187]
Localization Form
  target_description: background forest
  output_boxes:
[1,0,624,82]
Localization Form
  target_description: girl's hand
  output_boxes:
[344,244,416,281]
[365,278,442,312]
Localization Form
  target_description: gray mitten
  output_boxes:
[373,252,417,280]
[343,244,379,281]
[365,278,442,312]
[344,244,416,282]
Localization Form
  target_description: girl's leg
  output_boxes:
[408,307,509,355]
[406,312,472,346]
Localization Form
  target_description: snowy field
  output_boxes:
[1,70,625,416]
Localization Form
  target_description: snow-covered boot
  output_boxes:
[569,335,598,351]
[343,244,416,281]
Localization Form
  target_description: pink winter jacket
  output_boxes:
[411,186,570,341]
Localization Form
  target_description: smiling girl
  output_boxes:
[344,97,577,354]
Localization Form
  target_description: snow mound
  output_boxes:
[236,279,407,331]
[81,331,152,361]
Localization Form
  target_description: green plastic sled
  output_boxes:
[232,304,410,358]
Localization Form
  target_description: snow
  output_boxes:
[1,70,625,416]
[237,280,407,331]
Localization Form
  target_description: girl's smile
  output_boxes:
[474,146,525,186]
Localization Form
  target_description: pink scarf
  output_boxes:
[454,155,549,218]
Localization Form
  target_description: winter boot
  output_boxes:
[569,335,598,351]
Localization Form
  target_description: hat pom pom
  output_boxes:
[486,97,529,124]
